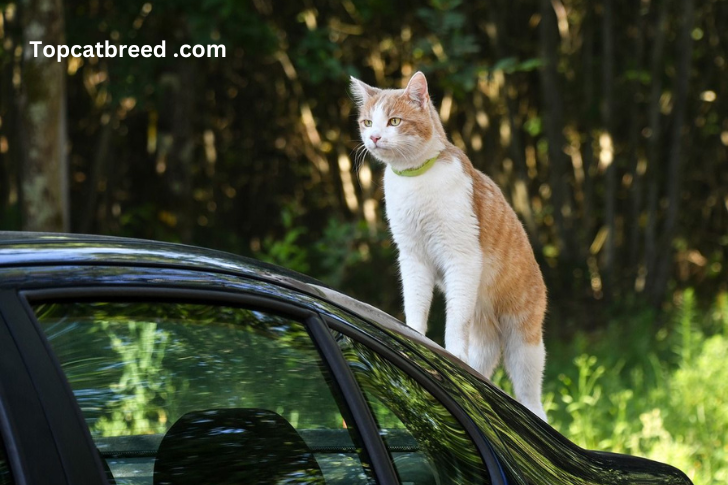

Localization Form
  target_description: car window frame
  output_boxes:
[323,315,508,485]
[0,288,102,485]
[16,285,400,485]
[2,272,506,485]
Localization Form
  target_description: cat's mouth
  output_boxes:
[366,141,389,151]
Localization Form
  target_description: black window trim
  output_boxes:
[0,289,68,485]
[19,286,400,485]
[0,391,22,485]
[3,287,111,485]
[324,316,508,485]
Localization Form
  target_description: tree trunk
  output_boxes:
[627,4,647,273]
[539,0,575,260]
[580,1,596,257]
[601,0,617,297]
[167,62,196,244]
[644,0,670,295]
[650,0,695,307]
[484,2,539,243]
[78,112,115,234]
[18,0,69,232]
[0,25,23,229]
[0,8,15,225]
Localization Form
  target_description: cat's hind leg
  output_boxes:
[467,310,501,380]
[502,314,547,421]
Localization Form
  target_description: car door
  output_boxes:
[2,274,503,485]
[317,309,508,485]
[13,285,391,485]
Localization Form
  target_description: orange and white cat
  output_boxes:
[351,71,548,421]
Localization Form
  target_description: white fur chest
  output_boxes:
[383,157,481,272]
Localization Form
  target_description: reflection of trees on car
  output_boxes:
[337,332,489,484]
[94,319,170,437]
[37,302,345,438]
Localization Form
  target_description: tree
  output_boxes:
[649,0,696,308]
[601,0,617,298]
[539,0,575,262]
[18,0,69,231]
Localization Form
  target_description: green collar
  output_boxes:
[391,155,438,177]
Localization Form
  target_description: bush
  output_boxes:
[539,290,728,485]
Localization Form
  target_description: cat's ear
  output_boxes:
[403,71,430,107]
[350,77,380,107]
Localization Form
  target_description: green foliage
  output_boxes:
[487,57,543,75]
[294,28,347,85]
[315,218,369,288]
[414,0,481,95]
[557,355,608,449]
[37,302,348,437]
[417,1,468,37]
[255,213,401,316]
[94,320,171,437]
[255,208,311,274]
[542,291,728,485]
[676,288,698,362]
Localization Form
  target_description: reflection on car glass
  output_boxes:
[35,302,375,485]
[335,331,490,485]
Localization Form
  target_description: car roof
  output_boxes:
[0,231,328,293]
[0,231,446,359]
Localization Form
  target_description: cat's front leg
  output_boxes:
[442,254,483,362]
[398,253,435,336]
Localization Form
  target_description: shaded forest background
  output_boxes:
[1,0,727,335]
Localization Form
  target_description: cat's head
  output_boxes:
[350,71,445,169]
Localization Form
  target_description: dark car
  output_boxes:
[0,232,692,485]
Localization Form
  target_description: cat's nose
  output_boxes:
[370,135,381,144]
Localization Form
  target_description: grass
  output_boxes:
[511,290,728,484]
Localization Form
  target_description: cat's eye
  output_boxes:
[388,117,402,126]
[362,120,372,127]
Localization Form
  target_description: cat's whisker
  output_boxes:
[350,145,361,165]
[352,145,374,192]
[354,145,368,172]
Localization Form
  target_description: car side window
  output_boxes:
[0,437,14,485]
[34,301,375,485]
[334,331,491,485]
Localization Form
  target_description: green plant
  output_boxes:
[538,290,728,484]
[255,208,310,274]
